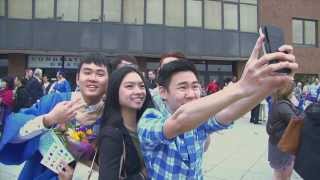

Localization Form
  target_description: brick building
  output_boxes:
[261,0,320,79]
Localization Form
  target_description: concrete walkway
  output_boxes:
[203,114,302,180]
[0,114,302,180]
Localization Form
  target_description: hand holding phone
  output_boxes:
[260,25,291,74]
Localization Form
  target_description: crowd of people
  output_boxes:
[0,34,317,180]
[0,68,72,130]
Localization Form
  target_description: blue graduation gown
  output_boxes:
[53,80,71,93]
[0,93,71,180]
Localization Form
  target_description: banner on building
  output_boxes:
[28,55,63,68]
[28,55,81,69]
[64,56,81,69]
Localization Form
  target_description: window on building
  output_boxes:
[305,21,316,45]
[166,0,184,27]
[8,0,32,19]
[57,0,79,21]
[79,0,101,22]
[240,3,257,32]
[146,0,163,24]
[224,0,238,2]
[103,0,121,22]
[293,19,317,46]
[204,0,222,30]
[35,0,54,19]
[123,0,144,25]
[187,0,202,27]
[293,20,303,44]
[223,3,238,30]
[240,0,257,4]
[0,0,5,16]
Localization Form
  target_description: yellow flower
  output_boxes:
[86,129,93,135]
[78,131,86,140]
[70,133,80,141]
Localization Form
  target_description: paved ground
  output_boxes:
[203,114,302,180]
[0,113,302,180]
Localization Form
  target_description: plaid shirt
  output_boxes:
[149,88,169,115]
[138,107,229,180]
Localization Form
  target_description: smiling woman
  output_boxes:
[98,67,153,180]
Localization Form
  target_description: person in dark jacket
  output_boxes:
[13,76,29,113]
[25,68,43,106]
[294,102,320,180]
[266,81,299,180]
[146,70,157,89]
[98,67,153,180]
[250,104,261,124]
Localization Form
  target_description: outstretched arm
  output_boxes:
[215,43,297,124]
[163,35,298,139]
[164,82,245,139]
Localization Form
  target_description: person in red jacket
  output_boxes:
[207,79,219,95]
[0,76,14,129]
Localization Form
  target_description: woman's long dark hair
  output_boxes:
[100,66,154,132]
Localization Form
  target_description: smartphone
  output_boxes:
[260,25,291,74]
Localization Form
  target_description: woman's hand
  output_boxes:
[58,162,74,180]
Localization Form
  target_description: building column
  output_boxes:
[235,61,247,78]
[8,54,27,77]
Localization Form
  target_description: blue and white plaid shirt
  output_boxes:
[138,99,229,179]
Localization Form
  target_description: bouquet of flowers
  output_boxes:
[65,125,97,161]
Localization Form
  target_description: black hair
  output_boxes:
[160,51,185,66]
[147,69,156,79]
[57,69,65,77]
[110,55,138,72]
[100,66,153,130]
[2,76,14,90]
[157,59,199,89]
[77,53,111,75]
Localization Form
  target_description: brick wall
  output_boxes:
[261,0,320,74]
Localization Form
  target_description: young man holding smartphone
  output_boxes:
[138,35,298,179]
